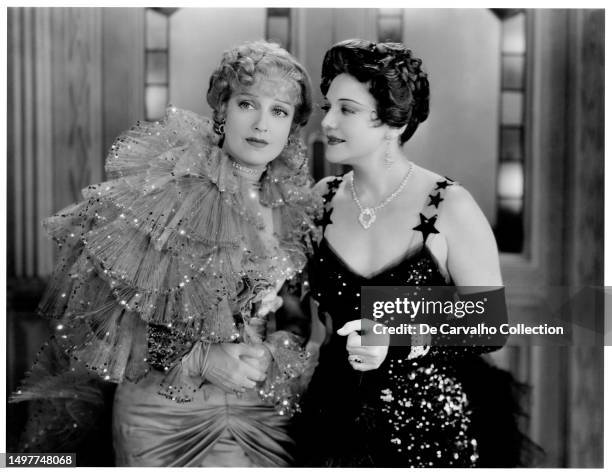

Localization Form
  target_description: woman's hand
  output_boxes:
[202,343,269,393]
[242,342,273,374]
[256,291,284,317]
[337,319,389,371]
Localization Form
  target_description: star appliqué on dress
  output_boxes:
[413,213,440,243]
[322,188,337,203]
[316,175,343,227]
[435,179,452,190]
[315,206,334,228]
[428,192,444,208]
[322,176,343,203]
[328,177,343,189]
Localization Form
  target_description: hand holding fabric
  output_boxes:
[255,292,284,318]
[201,343,268,393]
[242,342,273,374]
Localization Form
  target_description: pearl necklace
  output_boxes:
[350,162,414,229]
[231,160,266,176]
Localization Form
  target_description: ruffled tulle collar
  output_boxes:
[44,105,322,343]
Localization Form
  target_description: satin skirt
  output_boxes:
[112,372,294,467]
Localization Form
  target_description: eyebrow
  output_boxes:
[236,92,293,107]
[325,97,370,108]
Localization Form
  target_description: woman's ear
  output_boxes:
[391,124,407,142]
[215,102,228,123]
[369,110,384,127]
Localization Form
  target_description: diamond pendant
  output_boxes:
[358,208,376,229]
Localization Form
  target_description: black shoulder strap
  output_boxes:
[412,176,457,246]
[314,175,344,232]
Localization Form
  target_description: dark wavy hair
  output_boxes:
[321,39,429,144]
[207,40,312,133]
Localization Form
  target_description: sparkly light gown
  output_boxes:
[297,175,539,467]
[11,107,320,467]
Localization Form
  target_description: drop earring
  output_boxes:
[384,135,394,168]
[214,120,225,136]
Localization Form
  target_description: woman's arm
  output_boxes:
[440,185,502,287]
[426,184,507,355]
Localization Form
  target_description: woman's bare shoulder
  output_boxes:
[409,164,450,190]
[438,184,485,227]
[409,165,475,216]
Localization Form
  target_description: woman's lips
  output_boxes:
[245,137,269,148]
[327,136,346,145]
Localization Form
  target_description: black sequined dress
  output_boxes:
[298,175,536,468]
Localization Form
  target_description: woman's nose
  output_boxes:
[253,111,269,132]
[321,110,335,130]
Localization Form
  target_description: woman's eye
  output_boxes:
[319,103,331,112]
[341,106,356,115]
[272,107,289,117]
[238,100,254,110]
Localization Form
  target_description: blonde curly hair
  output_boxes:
[207,40,312,134]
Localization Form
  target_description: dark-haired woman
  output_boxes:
[297,39,538,467]
[12,41,320,467]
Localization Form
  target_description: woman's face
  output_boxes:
[222,77,296,167]
[321,73,387,165]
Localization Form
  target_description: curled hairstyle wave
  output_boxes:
[207,41,312,133]
[321,39,429,144]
